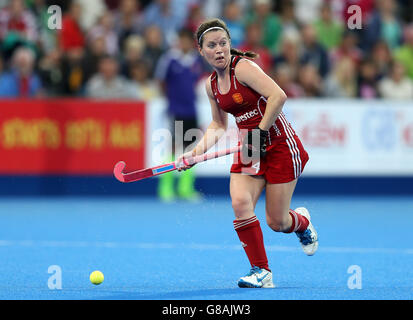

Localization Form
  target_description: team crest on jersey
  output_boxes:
[232,93,243,104]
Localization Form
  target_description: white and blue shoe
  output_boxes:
[237,266,275,288]
[294,207,318,256]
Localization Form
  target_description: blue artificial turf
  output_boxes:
[0,195,412,300]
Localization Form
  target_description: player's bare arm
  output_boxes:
[191,76,228,156]
[175,76,229,170]
[235,60,287,131]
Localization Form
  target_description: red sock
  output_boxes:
[285,209,309,233]
[234,216,270,272]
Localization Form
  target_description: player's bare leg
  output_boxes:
[265,179,298,232]
[265,179,318,256]
[230,173,274,288]
[230,173,265,220]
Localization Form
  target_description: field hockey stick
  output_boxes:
[114,145,241,183]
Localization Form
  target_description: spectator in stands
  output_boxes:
[362,0,402,52]
[87,10,119,56]
[299,23,330,78]
[0,46,42,97]
[341,0,371,52]
[60,48,86,96]
[370,40,392,79]
[222,1,244,48]
[357,59,380,99]
[270,63,304,98]
[59,0,85,53]
[143,0,183,47]
[29,0,57,54]
[297,63,323,97]
[82,34,108,82]
[120,34,146,79]
[294,0,323,25]
[58,1,88,96]
[142,24,166,77]
[273,31,302,83]
[244,0,283,55]
[129,59,161,101]
[37,49,64,97]
[326,0,346,22]
[239,22,272,74]
[378,60,413,99]
[184,3,205,35]
[0,0,412,101]
[169,0,195,28]
[85,55,135,99]
[113,0,144,50]
[313,2,344,50]
[323,57,357,98]
[330,30,364,67]
[278,0,300,41]
[201,0,226,19]
[394,24,413,80]
[77,0,106,31]
[0,0,38,59]
[0,0,37,42]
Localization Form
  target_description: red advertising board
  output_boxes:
[0,99,146,175]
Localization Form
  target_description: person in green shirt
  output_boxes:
[313,2,343,50]
[394,24,413,79]
[244,0,283,55]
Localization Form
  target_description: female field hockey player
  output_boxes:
[178,18,318,288]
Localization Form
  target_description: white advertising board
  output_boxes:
[147,97,413,177]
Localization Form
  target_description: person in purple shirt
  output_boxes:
[0,47,42,97]
[154,27,206,202]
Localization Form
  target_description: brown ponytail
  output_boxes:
[196,18,258,60]
[230,48,259,59]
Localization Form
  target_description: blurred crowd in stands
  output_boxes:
[0,0,413,100]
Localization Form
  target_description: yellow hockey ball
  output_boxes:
[90,270,104,285]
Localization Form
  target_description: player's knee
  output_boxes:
[266,214,290,232]
[231,196,253,218]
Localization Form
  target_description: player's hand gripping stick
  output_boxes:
[241,127,268,161]
[114,146,241,183]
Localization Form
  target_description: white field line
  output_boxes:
[0,240,412,255]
